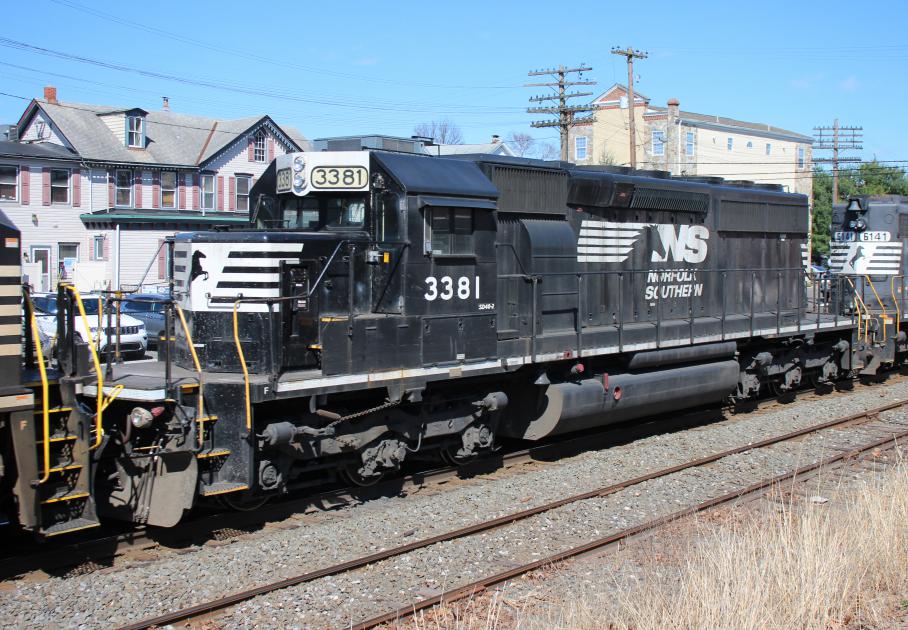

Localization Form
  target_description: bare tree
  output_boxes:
[413,119,464,145]
[539,143,559,160]
[507,132,536,157]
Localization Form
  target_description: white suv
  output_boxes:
[31,294,149,360]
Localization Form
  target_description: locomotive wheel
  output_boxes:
[340,466,385,487]
[219,493,271,512]
[439,446,477,467]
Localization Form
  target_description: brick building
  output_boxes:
[569,84,813,197]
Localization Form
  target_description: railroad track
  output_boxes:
[116,398,908,630]
[0,402,724,579]
[8,372,903,580]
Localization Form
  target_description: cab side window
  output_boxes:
[428,207,474,256]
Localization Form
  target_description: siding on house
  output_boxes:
[18,110,72,148]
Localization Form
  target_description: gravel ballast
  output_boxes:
[2,381,908,629]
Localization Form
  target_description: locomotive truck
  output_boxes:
[2,143,905,537]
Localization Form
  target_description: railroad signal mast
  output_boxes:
[813,120,863,203]
[610,46,648,169]
[526,65,596,162]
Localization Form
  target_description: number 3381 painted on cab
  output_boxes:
[424,275,480,301]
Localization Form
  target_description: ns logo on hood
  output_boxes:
[577,220,709,265]
[651,224,709,264]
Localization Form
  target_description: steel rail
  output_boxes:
[354,426,908,630]
[116,399,908,630]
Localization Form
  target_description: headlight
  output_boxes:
[293,175,306,190]
[137,323,146,330]
[292,156,305,173]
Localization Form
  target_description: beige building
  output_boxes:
[569,84,813,197]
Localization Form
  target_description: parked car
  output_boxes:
[31,293,148,360]
[119,293,170,349]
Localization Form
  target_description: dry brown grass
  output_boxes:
[527,459,908,630]
[398,459,908,630]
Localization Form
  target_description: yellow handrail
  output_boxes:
[65,285,106,450]
[232,301,252,433]
[28,303,51,485]
[95,295,103,349]
[891,276,903,338]
[174,304,206,446]
[864,275,889,341]
[845,277,872,341]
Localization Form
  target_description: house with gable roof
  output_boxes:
[0,86,308,292]
[568,83,813,197]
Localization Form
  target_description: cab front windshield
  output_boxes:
[255,194,366,231]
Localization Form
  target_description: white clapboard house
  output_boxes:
[0,87,308,292]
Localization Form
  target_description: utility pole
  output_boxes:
[813,119,863,203]
[610,46,648,169]
[526,65,596,162]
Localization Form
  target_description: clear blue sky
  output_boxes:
[1,0,905,166]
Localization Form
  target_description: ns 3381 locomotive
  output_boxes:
[7,145,906,536]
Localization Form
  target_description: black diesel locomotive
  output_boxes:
[4,146,905,536]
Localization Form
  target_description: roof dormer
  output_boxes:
[97,107,148,149]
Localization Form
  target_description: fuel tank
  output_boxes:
[504,359,740,441]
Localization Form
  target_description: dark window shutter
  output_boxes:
[108,171,115,207]
[247,137,254,161]
[20,167,29,205]
[72,169,81,207]
[42,168,50,206]
[152,172,160,209]
[228,176,236,211]
[217,176,224,211]
[179,174,187,209]
[135,172,143,209]
[192,173,200,210]
[267,137,274,163]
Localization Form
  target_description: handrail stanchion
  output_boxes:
[175,304,206,447]
[28,302,51,485]
[232,300,252,434]
[65,285,120,450]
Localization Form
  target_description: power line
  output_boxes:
[0,37,528,116]
[46,0,524,91]
[813,120,863,204]
[526,65,596,162]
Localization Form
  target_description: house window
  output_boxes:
[574,136,588,160]
[236,175,252,212]
[115,170,133,207]
[727,137,733,151]
[35,122,46,140]
[201,174,215,210]
[746,141,753,149]
[652,130,665,156]
[0,166,16,201]
[766,143,772,155]
[93,235,105,260]
[428,207,474,256]
[160,171,177,208]
[685,132,695,156]
[253,130,266,162]
[50,169,69,204]
[127,116,144,148]
[798,146,805,169]
[58,243,79,279]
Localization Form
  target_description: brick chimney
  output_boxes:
[162,96,170,111]
[43,86,57,104]
[491,134,500,144]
